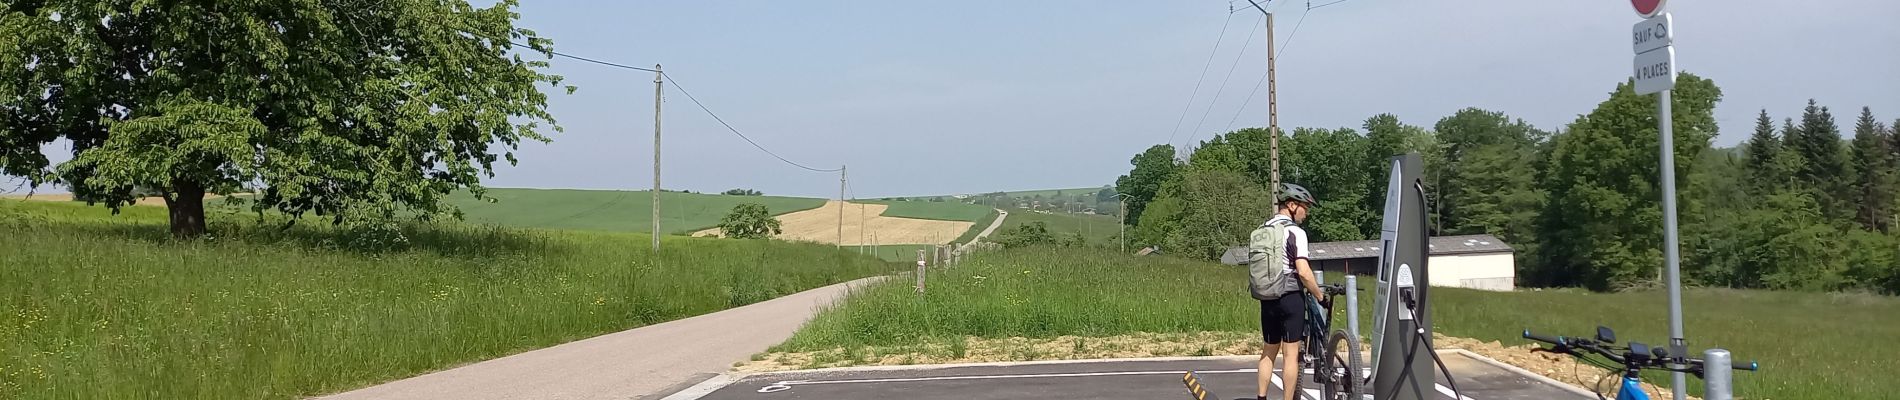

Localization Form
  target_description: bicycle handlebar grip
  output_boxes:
[1522,330,1563,345]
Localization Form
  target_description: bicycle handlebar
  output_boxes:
[1521,327,1758,374]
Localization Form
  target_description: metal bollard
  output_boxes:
[1703,349,1732,400]
[1345,274,1361,341]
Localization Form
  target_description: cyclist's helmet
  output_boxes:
[1278,183,1319,207]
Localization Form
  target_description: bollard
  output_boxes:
[1345,274,1360,342]
[916,249,927,294]
[1703,349,1732,400]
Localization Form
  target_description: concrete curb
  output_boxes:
[1446,349,1599,398]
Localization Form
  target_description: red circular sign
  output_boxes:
[1632,0,1667,17]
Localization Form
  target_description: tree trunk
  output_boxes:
[165,179,207,239]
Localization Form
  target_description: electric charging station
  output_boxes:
[1368,153,1446,400]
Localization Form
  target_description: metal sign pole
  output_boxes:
[1660,87,1687,400]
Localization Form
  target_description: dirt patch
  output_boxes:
[1433,334,1695,400]
[735,332,1263,373]
[695,201,973,245]
[738,332,1694,400]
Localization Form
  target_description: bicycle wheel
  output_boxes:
[1322,330,1365,400]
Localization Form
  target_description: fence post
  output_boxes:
[916,249,927,294]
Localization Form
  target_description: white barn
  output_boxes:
[1223,234,1517,291]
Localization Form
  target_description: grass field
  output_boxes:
[856,200,992,222]
[443,188,826,234]
[844,244,941,263]
[992,208,1122,247]
[0,200,894,399]
[777,247,1897,400]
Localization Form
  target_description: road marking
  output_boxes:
[1434,383,1477,400]
[756,368,1260,393]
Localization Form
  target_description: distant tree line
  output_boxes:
[722,188,764,196]
[1116,73,1900,294]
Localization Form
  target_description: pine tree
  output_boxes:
[1791,100,1852,220]
[1744,109,1781,194]
[1849,107,1897,232]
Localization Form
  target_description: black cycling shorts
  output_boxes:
[1259,294,1306,344]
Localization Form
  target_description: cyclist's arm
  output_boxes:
[1295,258,1323,299]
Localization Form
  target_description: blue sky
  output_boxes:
[15,1,1900,199]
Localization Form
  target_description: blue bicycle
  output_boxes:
[1521,326,1757,400]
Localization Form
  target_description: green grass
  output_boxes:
[779,247,1897,400]
[993,208,1122,247]
[442,188,826,234]
[953,210,1002,244]
[0,200,895,399]
[857,200,991,222]
[843,244,941,263]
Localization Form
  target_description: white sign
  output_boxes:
[1633,46,1677,95]
[1633,13,1673,54]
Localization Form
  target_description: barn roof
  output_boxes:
[1220,234,1512,264]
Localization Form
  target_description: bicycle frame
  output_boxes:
[1617,376,1649,400]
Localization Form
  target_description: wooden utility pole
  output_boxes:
[1266,13,1281,199]
[652,64,663,251]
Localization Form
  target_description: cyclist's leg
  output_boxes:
[1278,294,1307,400]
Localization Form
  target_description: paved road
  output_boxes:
[668,352,1592,400]
[316,276,887,400]
[957,209,1008,252]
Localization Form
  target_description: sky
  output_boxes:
[14,1,1900,199]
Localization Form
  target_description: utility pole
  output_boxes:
[1266,12,1280,199]
[651,64,663,251]
[1244,0,1281,199]
[859,202,866,254]
[838,166,846,249]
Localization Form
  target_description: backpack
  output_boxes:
[1246,218,1297,301]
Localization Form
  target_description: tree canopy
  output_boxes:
[1,0,568,237]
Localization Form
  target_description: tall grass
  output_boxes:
[0,201,895,399]
[780,247,1899,400]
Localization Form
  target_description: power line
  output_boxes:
[1163,10,1239,147]
[1308,0,1352,10]
[1222,0,1331,132]
[1180,13,1264,148]
[664,75,844,173]
[509,41,660,73]
[1275,9,1310,59]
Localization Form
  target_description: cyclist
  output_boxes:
[1248,183,1328,400]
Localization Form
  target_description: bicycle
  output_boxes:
[1297,283,1364,400]
[1521,326,1758,400]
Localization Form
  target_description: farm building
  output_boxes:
[1221,234,1517,291]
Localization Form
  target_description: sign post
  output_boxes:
[1629,2,1685,400]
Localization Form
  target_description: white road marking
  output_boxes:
[1434,383,1477,400]
[756,368,1260,393]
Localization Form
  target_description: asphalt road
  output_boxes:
[667,352,1591,400]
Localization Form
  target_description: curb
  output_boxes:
[1446,349,1599,398]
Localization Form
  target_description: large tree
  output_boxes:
[1114,144,1180,225]
[1431,108,1545,236]
[1789,100,1852,220]
[1848,107,1896,232]
[1,0,566,238]
[1536,73,1721,290]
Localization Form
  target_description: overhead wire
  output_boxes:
[1179,12,1264,148]
[497,38,844,174]
[1163,7,1241,147]
[663,75,845,173]
[1219,0,1333,133]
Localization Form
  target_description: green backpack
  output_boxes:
[1246,218,1296,301]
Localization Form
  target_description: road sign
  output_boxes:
[1633,13,1673,54]
[1632,0,1667,18]
[1634,46,1677,95]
